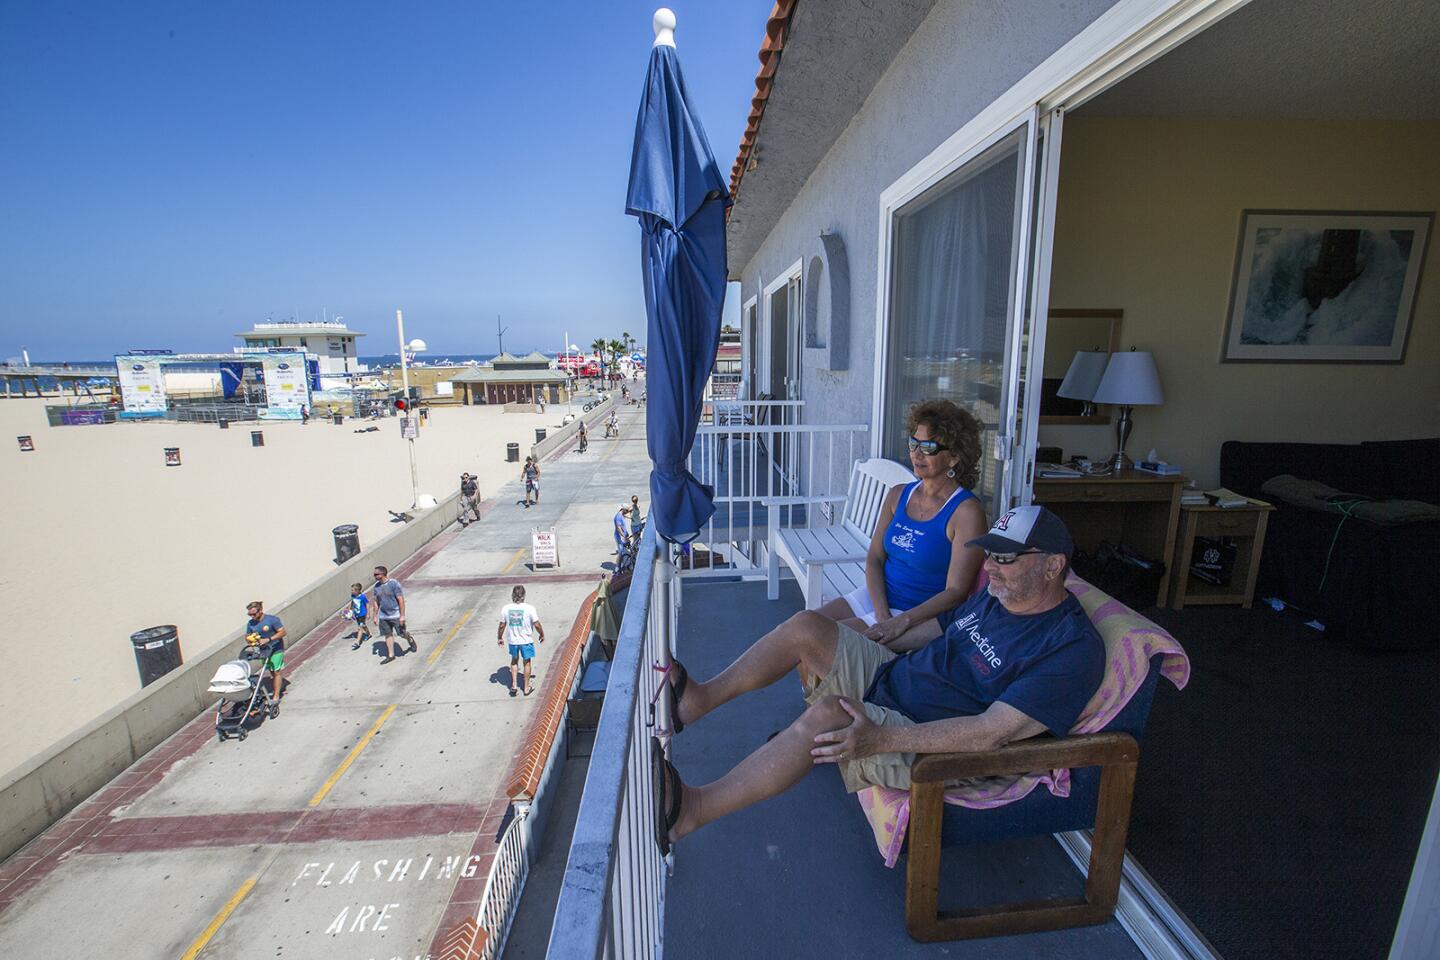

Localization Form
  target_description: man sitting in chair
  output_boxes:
[654,505,1104,853]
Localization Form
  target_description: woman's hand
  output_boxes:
[863,613,911,646]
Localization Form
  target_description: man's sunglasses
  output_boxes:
[907,436,949,456]
[984,549,1045,565]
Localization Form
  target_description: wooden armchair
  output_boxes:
[902,652,1165,942]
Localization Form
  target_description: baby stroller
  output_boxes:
[208,641,281,742]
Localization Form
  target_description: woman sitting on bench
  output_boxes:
[817,399,987,648]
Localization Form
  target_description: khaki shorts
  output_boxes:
[803,622,917,793]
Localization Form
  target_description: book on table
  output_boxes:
[1203,487,1249,508]
[1037,462,1083,479]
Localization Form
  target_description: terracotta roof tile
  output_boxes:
[729,0,799,207]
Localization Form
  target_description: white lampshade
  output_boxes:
[406,338,428,353]
[1056,351,1110,401]
[1092,350,1163,405]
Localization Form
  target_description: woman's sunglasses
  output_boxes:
[907,436,949,456]
[983,549,1045,565]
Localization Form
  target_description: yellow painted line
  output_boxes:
[427,608,473,664]
[307,704,397,807]
[180,876,257,960]
[499,546,527,574]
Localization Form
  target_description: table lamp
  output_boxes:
[1091,348,1163,471]
[1056,350,1110,416]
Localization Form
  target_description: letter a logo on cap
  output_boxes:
[994,510,1016,531]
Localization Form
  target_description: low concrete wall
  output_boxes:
[530,396,615,461]
[0,490,463,863]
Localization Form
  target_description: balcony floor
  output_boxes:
[664,579,1144,959]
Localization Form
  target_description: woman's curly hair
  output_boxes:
[906,399,981,490]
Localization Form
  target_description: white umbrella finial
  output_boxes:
[653,8,676,47]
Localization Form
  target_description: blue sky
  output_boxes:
[0,1,770,360]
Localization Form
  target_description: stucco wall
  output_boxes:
[738,0,1119,486]
[1040,116,1440,488]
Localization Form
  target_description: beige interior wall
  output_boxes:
[1039,117,1440,489]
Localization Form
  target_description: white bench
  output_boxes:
[763,458,916,609]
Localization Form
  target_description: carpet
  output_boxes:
[1130,602,1440,960]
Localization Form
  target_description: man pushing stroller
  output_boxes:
[243,600,287,702]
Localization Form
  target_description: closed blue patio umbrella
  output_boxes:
[626,8,731,544]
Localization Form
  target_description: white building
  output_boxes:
[234,321,366,388]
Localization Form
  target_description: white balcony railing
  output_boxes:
[685,402,868,578]
[475,808,530,959]
[547,522,671,959]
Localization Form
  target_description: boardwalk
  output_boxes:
[0,401,650,959]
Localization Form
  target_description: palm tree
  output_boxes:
[609,338,626,383]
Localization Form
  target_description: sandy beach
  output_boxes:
[0,397,574,774]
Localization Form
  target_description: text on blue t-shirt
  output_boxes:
[864,590,1103,735]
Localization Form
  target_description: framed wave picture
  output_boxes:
[1222,210,1432,363]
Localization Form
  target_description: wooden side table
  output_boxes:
[1033,471,1185,608]
[1168,498,1274,609]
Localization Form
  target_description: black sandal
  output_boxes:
[667,659,690,734]
[650,737,683,856]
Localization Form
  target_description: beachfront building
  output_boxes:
[546,3,1440,959]
[449,351,572,405]
[706,326,742,400]
[234,321,365,388]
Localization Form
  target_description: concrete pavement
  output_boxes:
[0,400,650,959]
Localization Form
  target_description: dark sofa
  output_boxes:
[1220,438,1439,650]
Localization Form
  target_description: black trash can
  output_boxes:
[506,442,520,462]
[333,413,343,425]
[130,625,183,687]
[218,419,229,430]
[251,431,264,447]
[535,428,547,444]
[333,524,360,565]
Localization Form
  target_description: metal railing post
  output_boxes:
[653,549,675,740]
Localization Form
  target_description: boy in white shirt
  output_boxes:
[497,585,545,697]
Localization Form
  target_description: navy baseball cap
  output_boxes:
[967,505,1075,558]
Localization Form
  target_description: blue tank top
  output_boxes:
[881,482,974,611]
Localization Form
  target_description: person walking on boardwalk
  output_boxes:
[459,472,481,526]
[347,582,372,650]
[577,419,588,454]
[497,585,545,697]
[522,456,541,507]
[244,600,287,702]
[373,565,416,663]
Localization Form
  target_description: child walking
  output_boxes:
[347,582,372,650]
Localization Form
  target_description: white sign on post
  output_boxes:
[400,416,419,439]
[531,527,559,568]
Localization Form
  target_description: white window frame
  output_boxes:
[741,293,759,398]
[869,0,1255,471]
[761,259,803,397]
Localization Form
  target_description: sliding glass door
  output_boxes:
[878,109,1042,520]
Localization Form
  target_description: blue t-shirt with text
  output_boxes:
[350,594,369,620]
[865,590,1102,735]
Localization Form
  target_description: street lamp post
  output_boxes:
[395,309,427,509]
